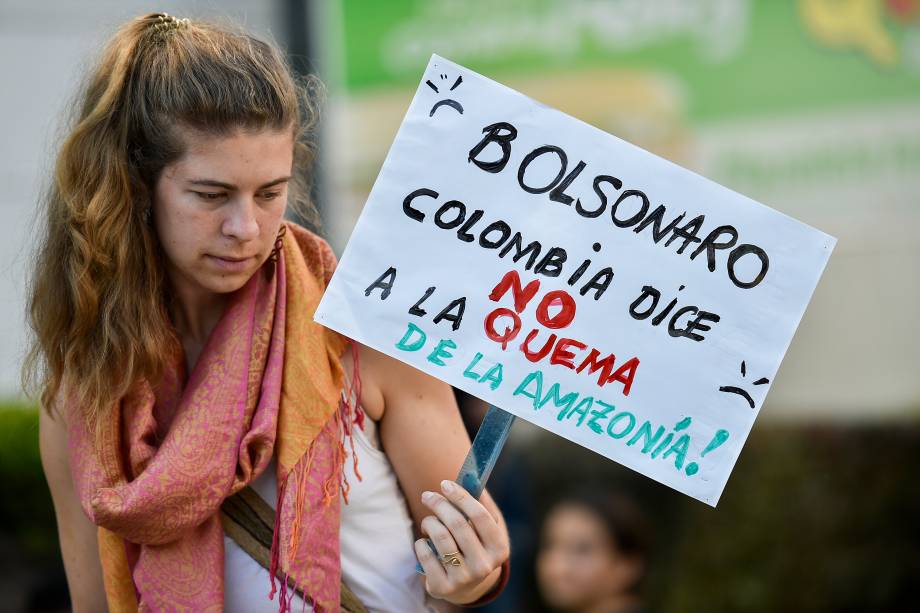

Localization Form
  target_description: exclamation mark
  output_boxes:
[684,429,730,476]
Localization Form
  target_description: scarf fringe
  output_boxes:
[339,342,366,504]
[269,472,289,606]
[268,341,364,613]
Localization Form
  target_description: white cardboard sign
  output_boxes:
[315,54,836,506]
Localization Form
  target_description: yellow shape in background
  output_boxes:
[801,0,898,65]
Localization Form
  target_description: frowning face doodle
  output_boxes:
[426,72,464,117]
[719,360,769,409]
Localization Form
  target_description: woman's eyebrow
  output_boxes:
[187,176,292,190]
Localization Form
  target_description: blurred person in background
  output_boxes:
[537,490,650,613]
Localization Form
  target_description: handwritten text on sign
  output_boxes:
[314,55,835,506]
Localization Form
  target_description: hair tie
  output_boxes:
[151,13,190,43]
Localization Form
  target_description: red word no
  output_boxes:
[484,271,577,348]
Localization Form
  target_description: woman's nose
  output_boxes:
[222,197,260,241]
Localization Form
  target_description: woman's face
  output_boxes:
[152,126,294,301]
[537,503,640,610]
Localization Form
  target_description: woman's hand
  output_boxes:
[414,479,510,605]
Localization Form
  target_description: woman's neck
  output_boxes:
[168,283,230,372]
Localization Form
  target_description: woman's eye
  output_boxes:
[260,191,282,200]
[194,191,225,201]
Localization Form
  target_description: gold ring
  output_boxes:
[440,551,463,567]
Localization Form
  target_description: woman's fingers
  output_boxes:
[421,490,488,564]
[419,514,470,597]
[438,480,509,562]
[420,514,460,562]
[414,536,448,594]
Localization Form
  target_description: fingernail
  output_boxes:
[441,479,456,494]
[422,490,434,502]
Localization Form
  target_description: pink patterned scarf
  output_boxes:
[64,222,352,612]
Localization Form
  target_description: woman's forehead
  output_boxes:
[170,127,294,184]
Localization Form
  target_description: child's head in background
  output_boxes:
[537,490,650,613]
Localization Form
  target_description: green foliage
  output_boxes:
[0,402,59,560]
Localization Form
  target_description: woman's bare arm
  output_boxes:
[345,343,509,605]
[39,406,108,612]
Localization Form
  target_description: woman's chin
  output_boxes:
[199,269,256,295]
[200,256,267,291]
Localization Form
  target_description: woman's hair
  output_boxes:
[22,13,322,434]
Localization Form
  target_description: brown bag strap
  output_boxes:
[220,486,369,613]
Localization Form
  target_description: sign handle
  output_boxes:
[416,404,516,573]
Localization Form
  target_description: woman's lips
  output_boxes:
[206,254,254,272]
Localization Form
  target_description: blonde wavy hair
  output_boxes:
[23,13,322,434]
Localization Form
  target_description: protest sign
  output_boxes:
[314,54,836,506]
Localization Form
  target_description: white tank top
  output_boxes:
[223,408,437,612]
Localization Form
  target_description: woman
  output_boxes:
[25,13,509,612]
[536,490,649,613]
